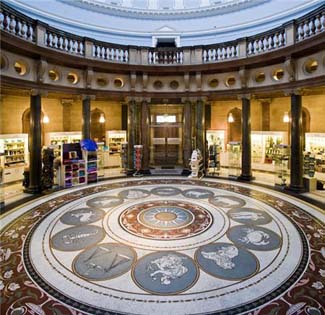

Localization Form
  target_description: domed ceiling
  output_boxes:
[4,0,323,46]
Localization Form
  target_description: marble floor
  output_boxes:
[0,177,324,315]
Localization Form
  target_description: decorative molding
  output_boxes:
[36,59,47,83]
[239,67,248,88]
[85,68,94,88]
[130,72,136,92]
[184,72,190,91]
[142,73,148,91]
[284,57,296,82]
[81,94,96,101]
[237,93,252,100]
[30,89,48,97]
[196,72,202,91]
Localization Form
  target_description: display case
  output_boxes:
[305,133,325,174]
[206,130,225,151]
[273,144,290,186]
[0,134,29,183]
[251,131,287,164]
[303,151,316,178]
[45,132,82,157]
[106,130,127,153]
[208,144,221,175]
[227,141,241,178]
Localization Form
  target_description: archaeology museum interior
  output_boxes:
[0,0,325,314]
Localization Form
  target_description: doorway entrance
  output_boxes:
[149,105,183,167]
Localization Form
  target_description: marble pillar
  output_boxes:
[289,94,304,192]
[82,96,91,140]
[196,99,206,170]
[25,92,42,194]
[239,96,253,181]
[141,100,150,172]
[183,101,192,168]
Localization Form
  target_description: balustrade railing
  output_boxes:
[296,5,325,41]
[148,48,184,64]
[0,3,35,42]
[247,27,286,56]
[93,41,129,63]
[203,42,239,62]
[0,2,324,65]
[45,27,84,56]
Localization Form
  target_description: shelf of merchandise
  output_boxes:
[61,160,86,188]
[206,130,225,151]
[227,141,241,178]
[305,133,325,176]
[0,134,29,183]
[273,144,290,187]
[251,131,288,165]
[208,144,221,175]
[45,132,82,157]
[106,130,127,154]
[83,151,98,184]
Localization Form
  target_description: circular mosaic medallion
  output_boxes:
[227,207,272,225]
[73,243,136,281]
[60,208,105,225]
[132,251,198,294]
[195,242,259,280]
[51,225,105,251]
[182,188,214,199]
[86,196,123,209]
[227,225,282,251]
[209,195,246,208]
[119,200,212,239]
[119,189,150,199]
[151,187,182,196]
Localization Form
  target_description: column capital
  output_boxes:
[283,88,303,96]
[30,89,48,97]
[61,98,74,106]
[237,93,252,100]
[81,94,96,101]
[257,98,272,105]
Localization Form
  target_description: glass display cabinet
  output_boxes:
[273,144,290,186]
[227,141,241,178]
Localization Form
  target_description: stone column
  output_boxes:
[141,99,150,173]
[239,95,253,181]
[82,95,92,140]
[196,99,206,170]
[183,100,192,169]
[25,90,43,194]
[61,99,73,132]
[289,93,304,192]
[127,99,137,172]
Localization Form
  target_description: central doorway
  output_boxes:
[149,105,183,167]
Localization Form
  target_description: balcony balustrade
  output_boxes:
[0,2,324,65]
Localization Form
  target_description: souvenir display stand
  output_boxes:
[81,139,98,184]
[208,144,221,175]
[120,142,128,173]
[188,149,204,179]
[133,145,143,177]
[303,151,317,191]
[0,134,29,183]
[60,143,85,188]
[273,144,290,187]
[227,142,241,178]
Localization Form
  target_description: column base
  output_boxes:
[181,168,191,176]
[24,185,42,194]
[238,174,254,181]
[287,184,305,193]
[141,169,151,175]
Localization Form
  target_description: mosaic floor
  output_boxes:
[1,177,324,315]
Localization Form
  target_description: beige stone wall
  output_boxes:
[303,95,325,133]
[0,96,123,135]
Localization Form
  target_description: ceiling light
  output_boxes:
[283,112,290,123]
[228,112,234,123]
[43,115,50,124]
[99,113,106,123]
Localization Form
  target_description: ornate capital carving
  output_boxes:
[258,98,272,105]
[61,99,74,106]
[81,94,96,101]
[283,88,303,96]
[237,93,251,100]
[30,89,48,97]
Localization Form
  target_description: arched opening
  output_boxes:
[22,108,45,146]
[90,108,106,142]
[227,107,242,143]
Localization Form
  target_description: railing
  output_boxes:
[0,3,35,42]
[246,27,286,56]
[296,5,325,41]
[45,26,84,56]
[93,40,129,63]
[148,48,184,64]
[203,42,239,62]
[0,2,324,65]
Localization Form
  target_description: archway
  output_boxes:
[22,108,45,146]
[90,108,106,142]
[227,107,242,143]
